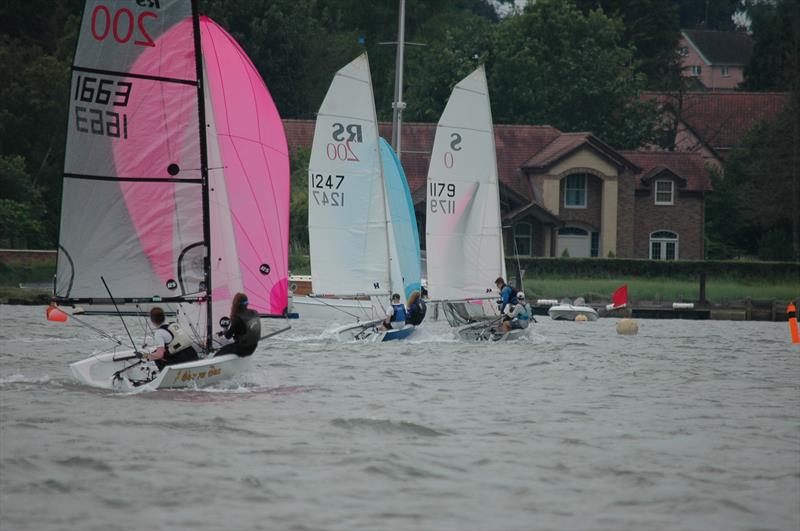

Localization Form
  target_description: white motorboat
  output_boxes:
[548,298,600,321]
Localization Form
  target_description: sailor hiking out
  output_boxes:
[216,293,261,357]
[503,292,531,333]
[381,293,407,330]
[144,307,199,370]
[495,277,518,313]
[405,290,426,326]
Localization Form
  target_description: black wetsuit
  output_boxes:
[406,299,427,326]
[216,309,260,357]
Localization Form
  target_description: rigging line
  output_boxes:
[310,296,363,320]
[68,313,123,346]
[134,304,151,348]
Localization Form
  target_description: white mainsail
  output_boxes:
[425,66,506,302]
[308,54,391,297]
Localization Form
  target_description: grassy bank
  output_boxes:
[522,275,799,304]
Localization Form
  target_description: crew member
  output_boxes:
[405,290,426,326]
[381,293,407,330]
[502,291,531,332]
[495,277,518,313]
[216,293,261,357]
[145,307,199,370]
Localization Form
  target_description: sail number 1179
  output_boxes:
[429,181,456,215]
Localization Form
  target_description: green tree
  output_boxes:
[289,147,310,253]
[489,0,658,149]
[742,0,800,92]
[575,0,680,88]
[706,95,800,261]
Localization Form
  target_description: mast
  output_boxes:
[390,0,406,160]
[191,0,213,348]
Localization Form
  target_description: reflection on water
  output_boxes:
[1,305,798,531]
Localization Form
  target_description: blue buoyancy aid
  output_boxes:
[391,303,407,322]
[499,284,518,311]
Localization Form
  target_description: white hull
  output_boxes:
[70,350,250,391]
[326,319,416,342]
[548,305,599,321]
[455,319,529,342]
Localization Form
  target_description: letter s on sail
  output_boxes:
[450,132,462,151]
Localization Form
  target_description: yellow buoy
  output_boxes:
[616,318,639,335]
[574,314,588,322]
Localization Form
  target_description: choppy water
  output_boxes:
[1,304,798,531]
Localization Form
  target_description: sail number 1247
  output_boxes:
[311,173,345,208]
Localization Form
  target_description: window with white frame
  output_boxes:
[650,231,678,260]
[655,180,674,205]
[691,65,702,76]
[721,65,730,77]
[513,222,532,256]
[564,173,587,208]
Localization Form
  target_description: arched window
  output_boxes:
[513,222,532,256]
[650,230,678,260]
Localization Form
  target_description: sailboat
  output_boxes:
[300,54,420,341]
[425,66,526,341]
[55,2,290,389]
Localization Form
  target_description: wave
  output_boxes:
[0,374,52,385]
[330,417,446,437]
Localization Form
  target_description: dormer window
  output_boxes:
[564,173,587,208]
[691,65,702,76]
[721,65,730,77]
[655,180,674,205]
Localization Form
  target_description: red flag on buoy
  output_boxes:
[611,284,628,309]
[46,304,68,322]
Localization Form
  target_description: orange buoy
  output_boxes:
[788,302,799,344]
[46,303,68,323]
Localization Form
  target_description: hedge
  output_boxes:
[505,257,800,279]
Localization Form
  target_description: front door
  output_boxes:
[556,227,590,258]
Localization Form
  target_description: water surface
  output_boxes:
[1,305,798,530]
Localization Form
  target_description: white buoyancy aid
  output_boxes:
[160,323,194,355]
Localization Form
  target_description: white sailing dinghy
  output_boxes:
[302,54,420,342]
[55,2,290,389]
[425,66,527,342]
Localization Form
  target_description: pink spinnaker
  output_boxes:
[114,16,289,321]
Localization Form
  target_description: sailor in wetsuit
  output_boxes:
[215,293,261,357]
[144,307,199,370]
[381,293,407,330]
[405,290,426,326]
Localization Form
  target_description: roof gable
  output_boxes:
[521,133,639,174]
[681,29,753,65]
[620,150,712,192]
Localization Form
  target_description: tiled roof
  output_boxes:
[643,91,790,150]
[681,29,753,65]
[521,133,589,170]
[620,150,712,192]
[282,119,561,202]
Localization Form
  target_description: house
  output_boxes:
[283,119,712,260]
[643,91,791,164]
[678,29,753,90]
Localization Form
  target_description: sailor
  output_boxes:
[502,291,531,332]
[405,290,426,326]
[216,293,261,357]
[495,276,518,313]
[144,307,199,370]
[381,293,407,330]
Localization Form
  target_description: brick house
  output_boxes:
[284,119,712,260]
[678,29,753,90]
